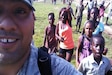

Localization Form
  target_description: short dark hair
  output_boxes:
[90,34,105,45]
[59,7,66,19]
[48,12,55,19]
[91,7,99,16]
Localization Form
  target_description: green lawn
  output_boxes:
[33,1,112,67]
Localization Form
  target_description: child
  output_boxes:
[75,0,85,32]
[78,34,111,75]
[85,0,94,20]
[90,7,108,55]
[43,12,58,53]
[76,20,95,67]
[98,1,110,22]
[66,1,75,27]
[90,7,104,35]
[56,8,74,62]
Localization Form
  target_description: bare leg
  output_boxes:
[66,52,72,62]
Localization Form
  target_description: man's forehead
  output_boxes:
[0,0,25,2]
[0,0,35,11]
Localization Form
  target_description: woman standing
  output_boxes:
[56,8,74,62]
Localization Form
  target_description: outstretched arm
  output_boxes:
[105,2,110,9]
[84,2,88,8]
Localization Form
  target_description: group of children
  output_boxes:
[43,0,112,75]
[44,6,75,62]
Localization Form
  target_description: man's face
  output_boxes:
[91,37,104,59]
[0,1,35,65]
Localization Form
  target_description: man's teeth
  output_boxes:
[0,39,16,43]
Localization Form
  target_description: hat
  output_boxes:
[22,0,35,11]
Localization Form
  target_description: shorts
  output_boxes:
[59,48,74,55]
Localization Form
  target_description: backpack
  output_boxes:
[38,46,52,75]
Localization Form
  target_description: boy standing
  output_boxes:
[44,13,58,53]
[75,0,85,32]
[78,34,111,75]
[86,0,94,20]
[66,1,75,27]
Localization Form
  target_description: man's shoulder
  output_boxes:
[50,54,74,68]
[31,45,38,53]
[50,53,69,65]
[50,54,82,75]
[31,46,82,75]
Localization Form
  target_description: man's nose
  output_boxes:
[96,46,100,52]
[0,17,17,31]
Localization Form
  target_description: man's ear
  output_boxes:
[32,12,36,20]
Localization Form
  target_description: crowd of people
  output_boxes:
[0,0,111,75]
[42,0,112,75]
[0,0,83,75]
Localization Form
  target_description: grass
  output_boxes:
[33,1,112,67]
[34,2,66,46]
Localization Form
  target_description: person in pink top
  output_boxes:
[56,8,74,62]
[76,20,95,67]
[98,1,110,22]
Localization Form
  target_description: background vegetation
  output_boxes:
[33,0,112,67]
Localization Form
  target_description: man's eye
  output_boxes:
[14,8,26,15]
[13,7,30,19]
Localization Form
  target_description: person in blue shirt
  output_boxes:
[90,7,108,56]
[89,7,104,35]
[0,0,82,75]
